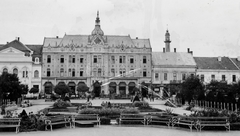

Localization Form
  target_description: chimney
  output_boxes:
[18,37,20,41]
[174,48,176,53]
[136,37,138,39]
[56,36,59,38]
[218,56,221,61]
[190,51,193,55]
[237,56,240,61]
[163,48,165,53]
[187,48,190,53]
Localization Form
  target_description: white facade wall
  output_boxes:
[196,69,240,84]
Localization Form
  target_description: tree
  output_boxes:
[132,86,140,95]
[0,72,26,105]
[181,75,204,104]
[29,87,39,94]
[77,83,89,93]
[54,84,71,99]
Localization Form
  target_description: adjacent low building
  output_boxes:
[194,56,239,84]
[0,38,42,96]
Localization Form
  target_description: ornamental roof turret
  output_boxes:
[91,11,104,36]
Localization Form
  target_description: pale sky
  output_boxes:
[0,0,240,57]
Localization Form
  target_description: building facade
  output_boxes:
[194,57,240,84]
[0,38,42,96]
[152,30,196,97]
[42,12,152,97]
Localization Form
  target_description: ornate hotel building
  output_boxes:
[42,12,152,97]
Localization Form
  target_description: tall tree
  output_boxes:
[0,72,26,104]
[181,75,204,104]
[54,84,71,99]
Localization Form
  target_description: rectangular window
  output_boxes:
[182,73,186,80]
[26,71,28,78]
[60,55,64,63]
[111,69,115,77]
[47,55,51,63]
[119,56,122,63]
[69,55,72,63]
[23,71,25,78]
[98,55,101,63]
[222,75,226,81]
[93,55,97,63]
[72,55,75,63]
[111,56,115,64]
[173,73,177,80]
[233,75,236,82]
[123,56,126,63]
[130,56,134,64]
[211,74,215,80]
[47,71,51,77]
[143,56,147,64]
[80,71,83,77]
[155,73,159,81]
[143,70,147,77]
[164,73,168,80]
[80,55,84,63]
[68,69,71,77]
[201,74,204,82]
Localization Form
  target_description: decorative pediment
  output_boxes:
[0,47,24,54]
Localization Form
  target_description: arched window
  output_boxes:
[13,68,18,75]
[93,68,97,77]
[35,57,39,63]
[34,70,39,78]
[47,55,51,63]
[22,67,28,78]
[68,69,71,76]
[3,68,8,73]
[60,68,64,77]
[111,68,115,77]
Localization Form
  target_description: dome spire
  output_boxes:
[91,11,104,36]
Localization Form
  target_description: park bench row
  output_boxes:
[119,114,230,131]
[44,114,100,131]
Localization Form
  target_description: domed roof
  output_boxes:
[91,25,104,36]
[91,11,104,36]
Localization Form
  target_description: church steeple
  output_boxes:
[91,11,104,36]
[164,29,171,52]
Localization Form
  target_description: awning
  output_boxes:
[119,82,127,87]
[109,82,117,86]
[58,82,66,86]
[128,82,135,86]
[43,82,53,86]
[68,82,76,86]
[78,82,86,86]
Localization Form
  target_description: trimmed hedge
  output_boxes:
[79,107,139,117]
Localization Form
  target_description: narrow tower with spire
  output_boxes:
[164,30,171,52]
[91,11,104,36]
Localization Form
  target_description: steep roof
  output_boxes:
[43,35,151,48]
[194,57,239,70]
[230,58,240,69]
[0,40,32,53]
[152,52,196,66]
[26,45,43,55]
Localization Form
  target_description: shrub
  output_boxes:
[53,99,72,108]
[79,107,139,116]
[100,116,111,125]
[133,101,150,108]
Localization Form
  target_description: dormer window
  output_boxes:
[35,57,39,63]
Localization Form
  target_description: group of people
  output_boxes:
[101,101,112,108]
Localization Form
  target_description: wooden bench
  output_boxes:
[45,115,71,131]
[172,116,198,131]
[119,114,146,125]
[0,118,21,133]
[147,113,173,127]
[196,117,230,131]
[72,114,100,128]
